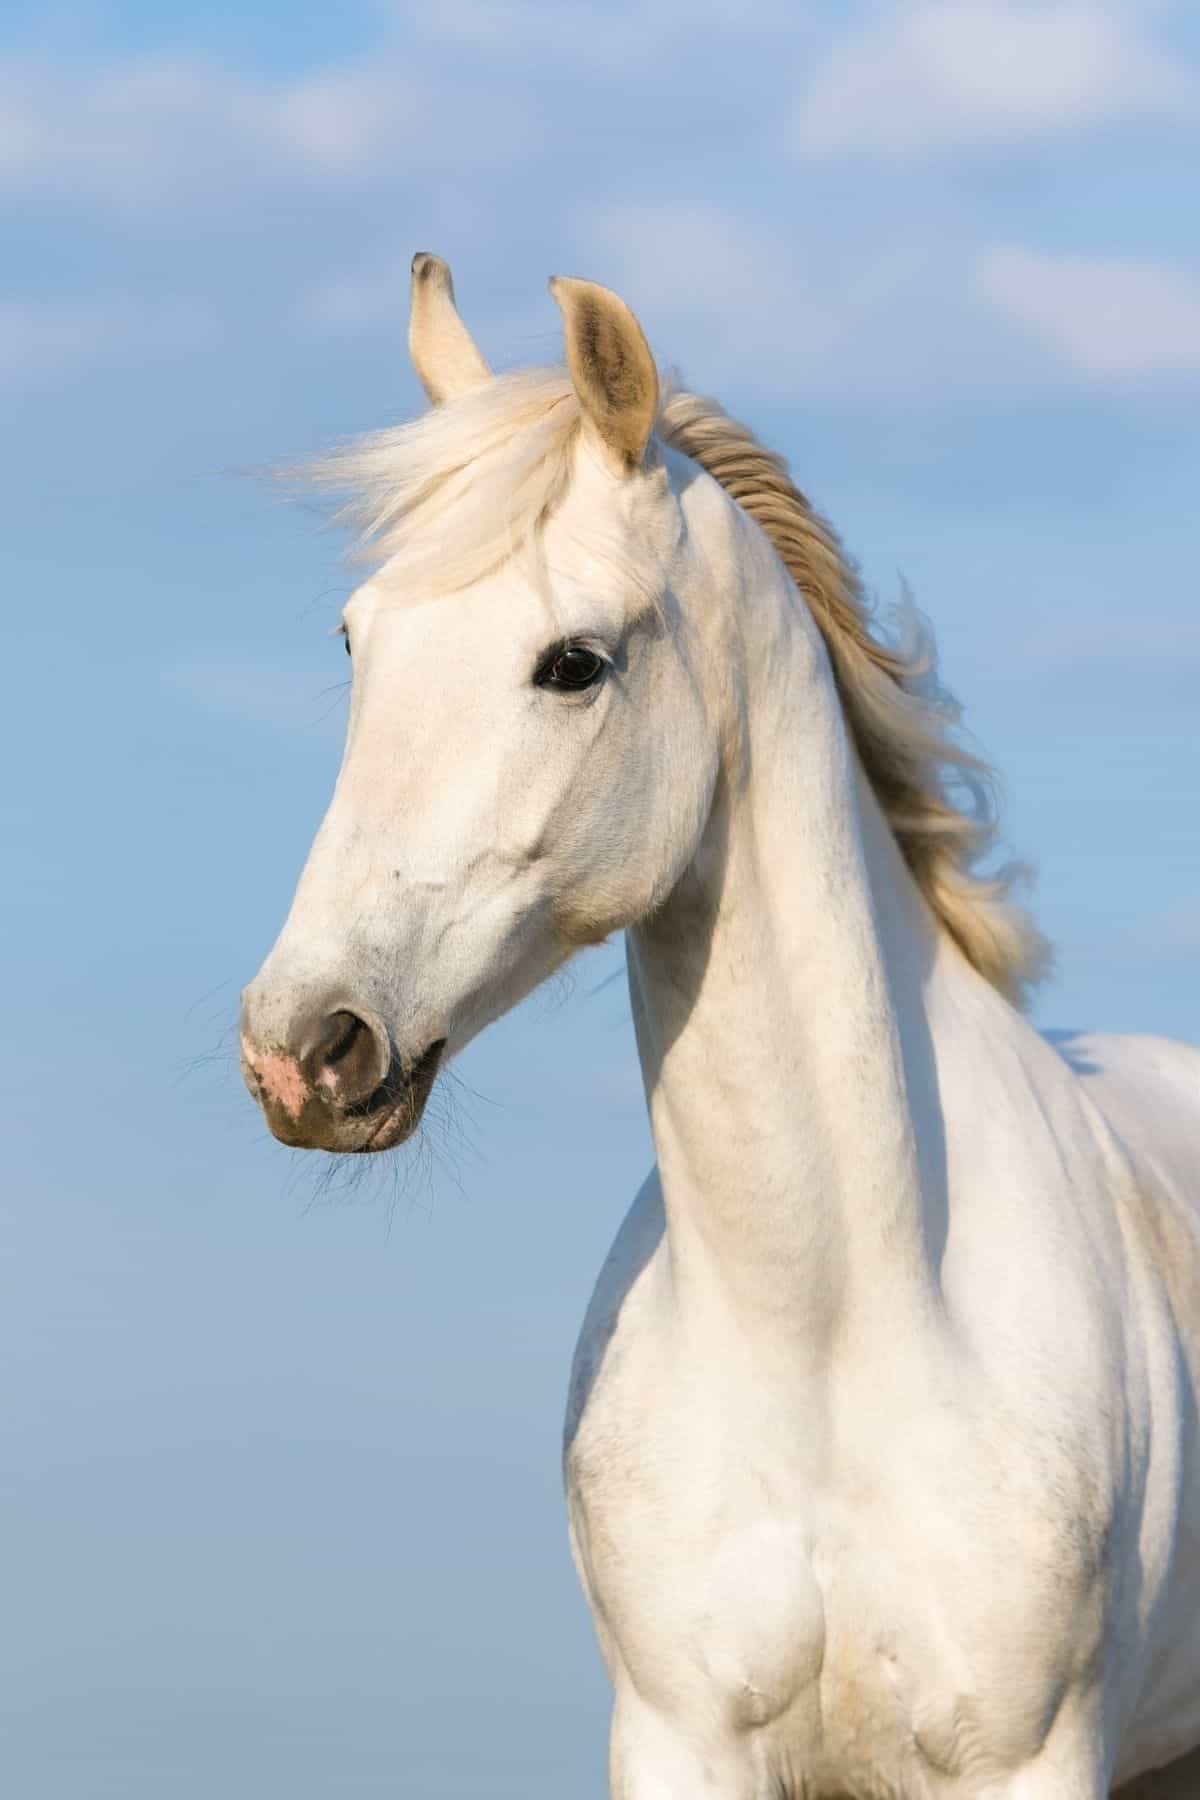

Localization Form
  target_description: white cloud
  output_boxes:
[581,200,1031,417]
[2,16,1198,434]
[978,246,1200,379]
[0,53,511,203]
[581,201,925,393]
[413,0,791,73]
[0,49,525,389]
[583,203,810,371]
[787,1,1195,156]
[0,291,229,372]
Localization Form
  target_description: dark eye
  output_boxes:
[536,643,607,692]
[343,631,351,657]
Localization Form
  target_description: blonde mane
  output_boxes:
[305,367,1048,1008]
[656,384,1049,1008]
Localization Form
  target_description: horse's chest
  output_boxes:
[566,1321,1098,1796]
[568,1399,941,1785]
[571,1460,959,1797]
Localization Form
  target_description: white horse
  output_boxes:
[240,255,1200,1799]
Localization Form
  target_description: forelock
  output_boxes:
[296,369,583,594]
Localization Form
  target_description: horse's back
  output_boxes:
[1044,1029,1200,1206]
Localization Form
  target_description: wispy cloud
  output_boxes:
[2,6,1199,498]
[0,51,531,221]
[0,48,525,404]
[412,0,795,73]
[580,198,1024,415]
[978,246,1200,379]
[0,290,229,373]
[0,57,444,197]
[786,1,1196,156]
[580,203,834,386]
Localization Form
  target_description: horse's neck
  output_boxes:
[628,540,960,1365]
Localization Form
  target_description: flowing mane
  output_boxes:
[304,367,1048,1008]
[656,384,1049,1008]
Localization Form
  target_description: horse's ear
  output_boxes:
[408,253,491,405]
[549,276,658,472]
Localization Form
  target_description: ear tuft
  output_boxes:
[409,253,491,405]
[549,276,658,471]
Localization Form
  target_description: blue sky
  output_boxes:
[3,4,1199,1796]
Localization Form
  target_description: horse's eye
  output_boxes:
[536,644,606,692]
[343,633,351,657]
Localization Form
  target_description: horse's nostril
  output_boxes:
[304,1008,388,1106]
[320,1011,365,1068]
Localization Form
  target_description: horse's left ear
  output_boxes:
[409,252,491,405]
[549,276,658,472]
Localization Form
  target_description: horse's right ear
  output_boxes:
[409,253,491,405]
[549,276,659,473]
